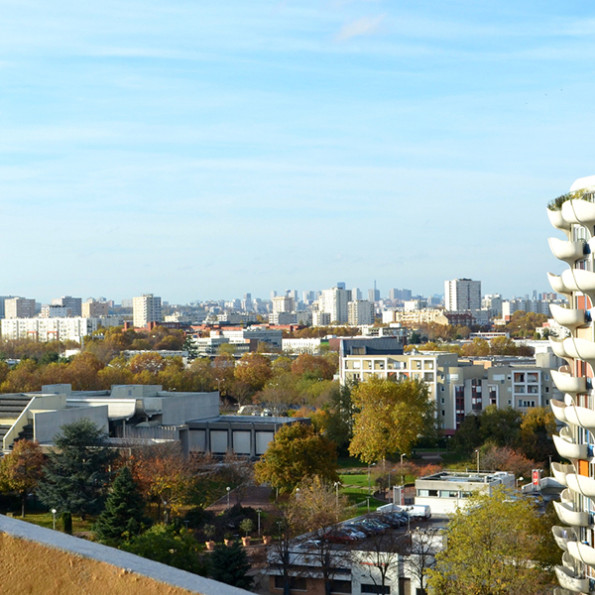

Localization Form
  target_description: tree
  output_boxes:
[291,354,336,380]
[210,541,253,590]
[254,423,338,493]
[234,352,272,393]
[479,405,522,447]
[427,486,553,594]
[94,466,148,545]
[37,419,115,519]
[0,440,44,517]
[406,527,441,594]
[124,524,207,575]
[128,443,199,521]
[349,377,435,464]
[519,407,556,462]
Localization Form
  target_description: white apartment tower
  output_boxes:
[546,175,595,593]
[348,300,375,325]
[444,278,481,311]
[132,294,162,328]
[319,287,349,324]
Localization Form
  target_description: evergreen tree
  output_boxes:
[37,419,115,518]
[95,466,147,545]
[210,541,253,590]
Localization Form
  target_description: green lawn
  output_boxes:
[18,511,95,534]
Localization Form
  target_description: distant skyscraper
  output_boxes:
[444,279,481,311]
[52,296,82,317]
[319,287,349,323]
[132,294,162,328]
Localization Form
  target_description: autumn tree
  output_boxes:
[291,353,336,380]
[234,352,272,393]
[428,486,554,593]
[0,440,44,517]
[349,377,435,463]
[128,443,198,522]
[254,423,338,493]
[519,406,556,462]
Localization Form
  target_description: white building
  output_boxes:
[0,317,121,343]
[82,300,109,318]
[132,294,162,328]
[52,296,82,317]
[319,287,349,324]
[444,278,481,312]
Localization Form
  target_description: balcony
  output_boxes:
[552,462,574,486]
[564,402,595,432]
[554,565,590,593]
[568,540,595,569]
[567,473,595,497]
[553,428,588,460]
[550,339,573,362]
[551,369,587,395]
[562,198,595,227]
[553,525,577,551]
[548,273,572,296]
[549,237,587,264]
[561,269,595,302]
[551,399,568,424]
[550,304,589,330]
[547,206,571,232]
[563,338,595,368]
[553,500,590,527]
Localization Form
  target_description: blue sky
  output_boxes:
[2,1,595,304]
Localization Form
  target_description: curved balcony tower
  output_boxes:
[548,176,595,592]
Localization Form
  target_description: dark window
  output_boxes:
[274,576,307,590]
[361,584,390,594]
[331,579,352,593]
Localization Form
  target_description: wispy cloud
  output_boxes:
[335,13,385,41]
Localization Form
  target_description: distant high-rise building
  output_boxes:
[52,296,82,317]
[348,300,375,325]
[319,287,349,323]
[336,282,346,290]
[82,299,109,318]
[5,297,36,319]
[444,279,481,311]
[132,294,162,328]
[272,296,294,314]
[368,288,380,302]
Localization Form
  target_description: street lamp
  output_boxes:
[334,481,340,519]
[51,509,57,531]
[475,449,480,473]
[226,486,231,509]
[257,508,262,537]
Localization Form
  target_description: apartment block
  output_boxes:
[5,297,36,319]
[132,294,162,328]
[444,278,481,312]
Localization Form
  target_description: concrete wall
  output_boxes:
[33,405,109,444]
[161,393,219,426]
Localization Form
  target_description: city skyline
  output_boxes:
[2,2,595,302]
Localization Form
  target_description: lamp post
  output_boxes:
[51,509,57,531]
[226,486,231,509]
[334,481,340,519]
[475,449,480,473]
[257,508,262,537]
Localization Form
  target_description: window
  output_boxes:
[331,580,352,594]
[361,585,390,594]
[274,576,307,590]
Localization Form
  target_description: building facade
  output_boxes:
[132,294,162,328]
[444,278,481,312]
[547,175,595,593]
[5,297,36,319]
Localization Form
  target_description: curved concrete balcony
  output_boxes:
[550,339,573,363]
[568,541,595,570]
[551,399,568,423]
[561,269,595,302]
[547,207,572,232]
[553,525,576,551]
[549,237,587,264]
[553,432,588,461]
[562,198,595,227]
[550,304,589,330]
[551,369,587,395]
[567,473,595,497]
[563,337,595,367]
[561,551,577,571]
[564,403,595,432]
[548,273,572,297]
[552,462,574,486]
[554,500,590,527]
[560,488,574,503]
[554,565,590,593]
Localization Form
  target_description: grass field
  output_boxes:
[18,511,95,534]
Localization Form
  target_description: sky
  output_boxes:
[2,1,595,304]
